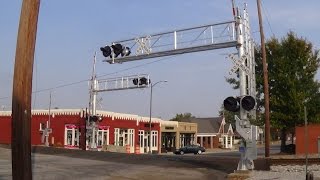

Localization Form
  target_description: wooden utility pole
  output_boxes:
[256,0,270,157]
[12,0,40,179]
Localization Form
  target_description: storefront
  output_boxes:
[160,121,197,153]
[0,109,162,154]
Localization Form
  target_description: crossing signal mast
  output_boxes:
[87,53,151,150]
[100,2,257,170]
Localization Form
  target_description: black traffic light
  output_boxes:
[100,46,112,57]
[241,95,255,111]
[133,78,139,85]
[132,77,150,86]
[111,44,123,57]
[223,96,240,112]
[100,44,131,58]
[223,95,255,112]
[89,115,102,122]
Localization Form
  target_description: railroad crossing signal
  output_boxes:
[132,77,150,86]
[88,115,102,122]
[100,43,131,58]
[223,96,256,112]
[228,53,250,75]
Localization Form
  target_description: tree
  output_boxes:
[226,32,320,152]
[169,113,194,122]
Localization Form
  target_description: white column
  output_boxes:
[64,127,68,146]
[72,128,75,146]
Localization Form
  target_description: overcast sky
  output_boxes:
[0,0,319,120]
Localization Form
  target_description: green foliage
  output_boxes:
[169,113,194,122]
[259,32,320,128]
[225,76,240,90]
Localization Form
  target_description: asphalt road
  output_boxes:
[0,146,240,180]
[0,144,273,179]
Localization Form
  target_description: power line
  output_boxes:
[261,0,275,37]
[97,55,177,78]
[0,55,177,100]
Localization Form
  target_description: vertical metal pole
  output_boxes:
[210,26,214,43]
[257,0,270,157]
[11,0,40,179]
[174,31,177,49]
[149,84,153,154]
[304,106,308,178]
[236,14,247,120]
[48,92,51,129]
[90,53,97,149]
[45,91,52,147]
[92,52,97,116]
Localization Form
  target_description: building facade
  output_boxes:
[160,121,197,153]
[295,124,320,155]
[0,109,197,154]
[0,109,162,153]
[180,117,234,149]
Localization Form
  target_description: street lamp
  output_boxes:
[149,80,167,154]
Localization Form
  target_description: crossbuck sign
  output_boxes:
[228,53,250,75]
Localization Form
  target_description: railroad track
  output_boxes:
[270,158,320,165]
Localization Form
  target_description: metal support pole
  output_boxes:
[236,15,247,120]
[90,53,97,150]
[149,84,153,154]
[149,80,167,154]
[304,106,309,178]
[45,91,52,147]
[257,0,270,158]
[11,0,40,179]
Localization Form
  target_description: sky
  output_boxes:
[0,0,319,120]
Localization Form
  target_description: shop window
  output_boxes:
[64,124,79,147]
[139,130,144,148]
[152,131,158,148]
[114,128,133,147]
[97,129,109,147]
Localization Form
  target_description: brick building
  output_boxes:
[0,109,197,153]
[295,124,320,155]
[0,109,161,153]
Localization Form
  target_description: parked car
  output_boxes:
[174,145,205,155]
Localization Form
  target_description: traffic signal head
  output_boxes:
[100,46,112,57]
[241,95,255,111]
[101,43,131,58]
[133,78,138,85]
[132,77,150,86]
[111,44,123,57]
[223,95,256,112]
[90,115,102,122]
[223,96,240,112]
[139,77,148,85]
